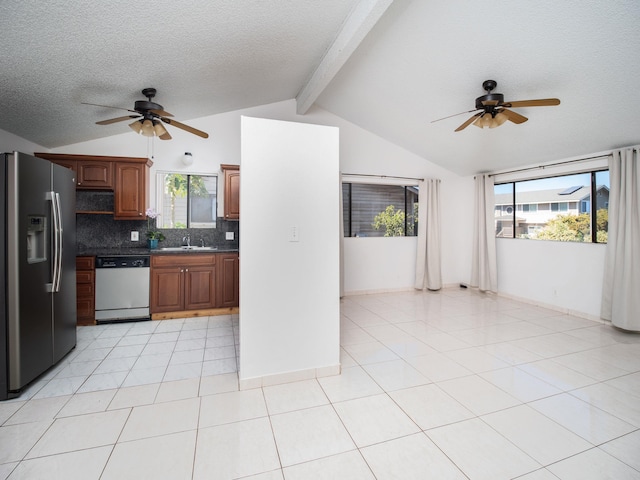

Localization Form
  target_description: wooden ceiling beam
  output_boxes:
[295,0,394,115]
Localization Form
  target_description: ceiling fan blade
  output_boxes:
[82,102,137,114]
[503,98,560,108]
[160,117,209,138]
[150,109,174,117]
[501,108,528,124]
[159,131,172,140]
[96,115,139,125]
[431,108,479,123]
[455,113,482,132]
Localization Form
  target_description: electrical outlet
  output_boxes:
[131,231,139,241]
[225,232,234,241]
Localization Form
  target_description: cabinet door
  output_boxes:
[75,256,95,324]
[150,267,184,313]
[184,265,217,310]
[223,166,240,220]
[76,283,95,321]
[77,161,113,189]
[114,162,146,219]
[217,254,239,307]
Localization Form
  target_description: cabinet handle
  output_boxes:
[181,269,184,273]
[139,212,143,216]
[185,268,189,272]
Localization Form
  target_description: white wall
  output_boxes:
[239,116,340,384]
[50,99,471,292]
[0,128,47,154]
[496,238,605,318]
[343,237,417,293]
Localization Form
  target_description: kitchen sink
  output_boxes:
[159,246,218,251]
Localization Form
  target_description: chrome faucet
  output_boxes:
[182,234,191,247]
[199,238,205,247]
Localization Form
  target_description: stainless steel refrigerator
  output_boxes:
[1,151,77,400]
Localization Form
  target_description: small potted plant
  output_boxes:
[145,208,165,249]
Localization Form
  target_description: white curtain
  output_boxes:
[415,179,442,290]
[601,147,640,331]
[470,174,498,292]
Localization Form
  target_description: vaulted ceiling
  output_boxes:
[2,0,639,175]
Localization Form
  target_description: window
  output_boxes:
[495,170,609,243]
[156,173,217,229]
[342,183,418,237]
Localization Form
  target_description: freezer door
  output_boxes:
[7,152,55,391]
[52,163,77,362]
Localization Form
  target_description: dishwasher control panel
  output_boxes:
[95,256,150,268]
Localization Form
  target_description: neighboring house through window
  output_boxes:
[494,170,609,243]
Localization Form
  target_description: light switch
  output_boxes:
[289,225,299,242]
[226,232,234,240]
[131,231,139,241]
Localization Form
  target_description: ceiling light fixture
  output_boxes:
[140,119,155,137]
[153,121,168,137]
[129,120,143,134]
[473,111,509,129]
[182,152,194,166]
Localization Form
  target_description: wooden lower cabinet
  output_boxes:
[150,266,185,313]
[76,256,95,325]
[184,265,217,310]
[150,254,216,315]
[218,253,239,308]
[150,252,239,317]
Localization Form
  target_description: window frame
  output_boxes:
[342,182,418,238]
[495,169,608,243]
[156,172,218,229]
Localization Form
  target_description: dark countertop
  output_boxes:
[77,247,239,257]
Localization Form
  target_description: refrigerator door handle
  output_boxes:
[46,191,60,293]
[54,192,63,293]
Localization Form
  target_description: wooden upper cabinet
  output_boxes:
[221,164,240,220]
[35,153,152,218]
[114,161,148,219]
[77,161,113,189]
[42,158,113,189]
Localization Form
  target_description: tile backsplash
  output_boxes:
[75,191,239,250]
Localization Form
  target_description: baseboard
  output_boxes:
[151,307,239,320]
[343,283,461,296]
[493,290,604,323]
[239,364,341,390]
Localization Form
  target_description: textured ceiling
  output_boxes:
[317,0,640,174]
[1,0,639,175]
[0,0,359,147]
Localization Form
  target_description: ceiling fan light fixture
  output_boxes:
[129,120,143,134]
[494,111,508,126]
[153,120,167,137]
[141,119,155,137]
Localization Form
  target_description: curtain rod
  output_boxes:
[488,153,611,178]
[342,173,424,181]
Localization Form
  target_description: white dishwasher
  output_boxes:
[95,255,150,324]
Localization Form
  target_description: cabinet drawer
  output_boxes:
[76,256,95,270]
[76,270,95,284]
[151,254,216,268]
[77,283,94,297]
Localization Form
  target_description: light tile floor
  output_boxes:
[1,289,640,479]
